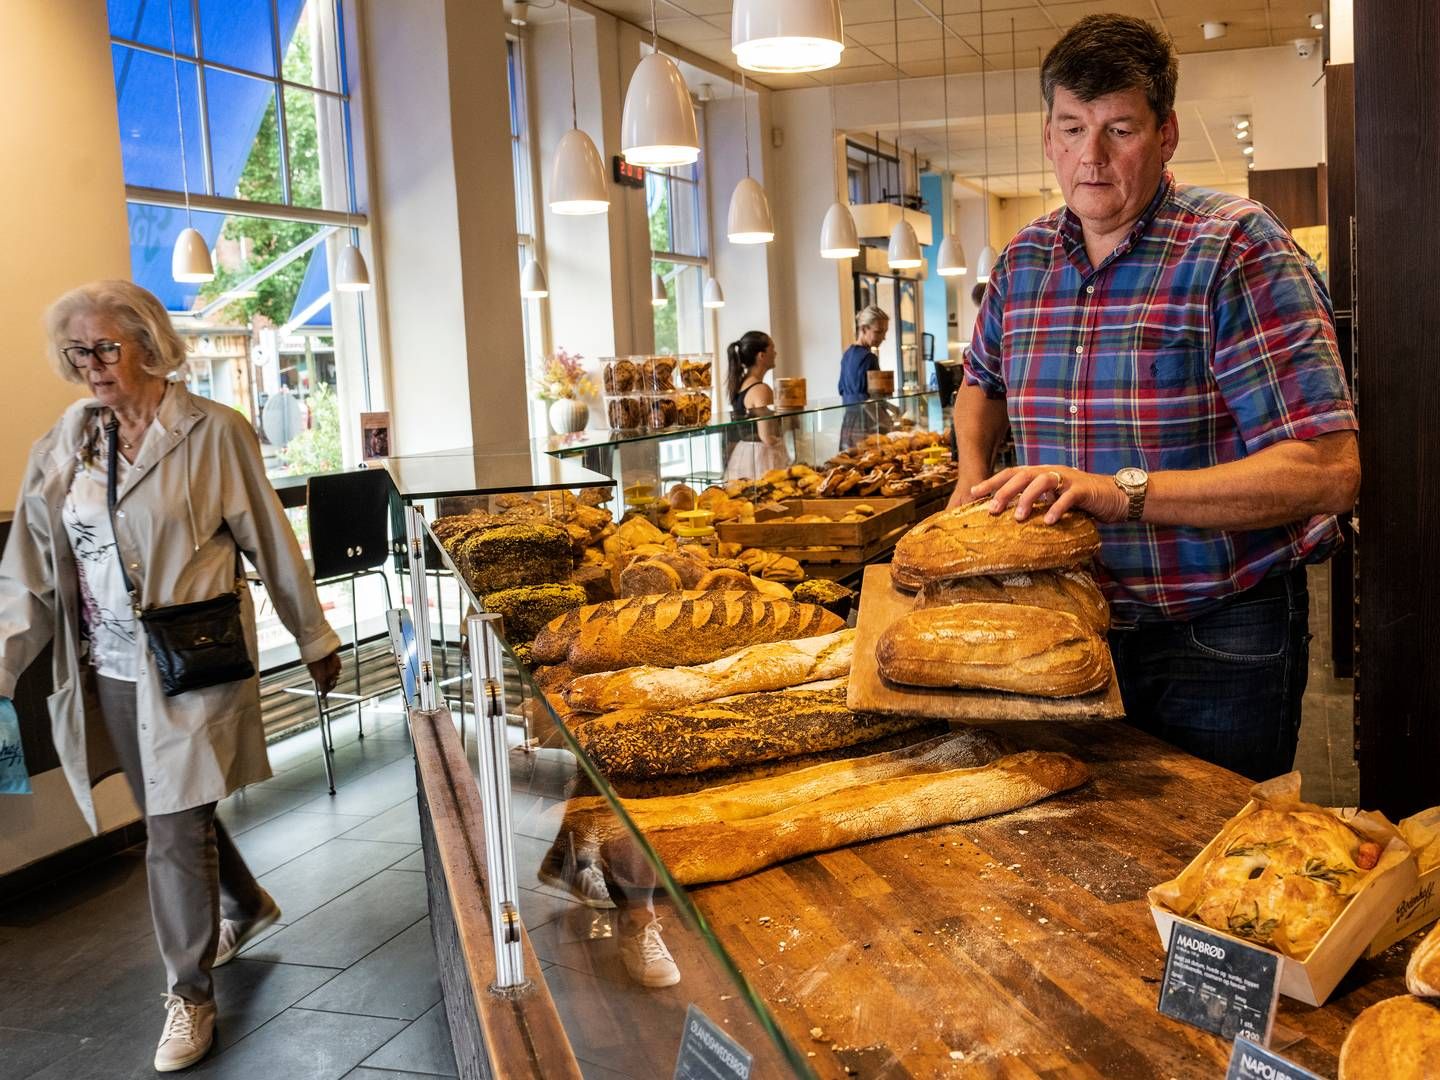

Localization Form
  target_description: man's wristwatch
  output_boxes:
[1114,466,1149,522]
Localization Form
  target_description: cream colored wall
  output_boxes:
[0,0,140,876]
[0,0,130,506]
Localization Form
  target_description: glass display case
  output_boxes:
[383,445,817,1078]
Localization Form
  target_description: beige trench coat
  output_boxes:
[0,383,341,831]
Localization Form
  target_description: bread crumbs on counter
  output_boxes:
[949,1051,965,1060]
[810,1027,825,1040]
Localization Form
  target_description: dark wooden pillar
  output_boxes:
[1353,4,1440,818]
[1325,65,1355,681]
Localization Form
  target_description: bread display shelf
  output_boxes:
[715,497,915,551]
[848,564,1126,721]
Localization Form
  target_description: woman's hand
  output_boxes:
[308,651,343,697]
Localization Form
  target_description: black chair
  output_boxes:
[299,468,397,791]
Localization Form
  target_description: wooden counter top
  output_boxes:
[690,720,1412,1079]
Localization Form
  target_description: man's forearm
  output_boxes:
[1142,430,1360,530]
[953,383,1010,496]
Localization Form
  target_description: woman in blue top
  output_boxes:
[838,305,889,400]
[839,305,890,448]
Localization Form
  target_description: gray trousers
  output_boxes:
[95,673,265,1004]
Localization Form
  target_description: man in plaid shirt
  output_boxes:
[954,15,1359,780]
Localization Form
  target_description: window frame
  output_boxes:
[648,103,713,356]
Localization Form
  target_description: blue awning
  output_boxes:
[288,246,332,329]
[109,0,307,311]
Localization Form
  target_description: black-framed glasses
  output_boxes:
[62,341,123,369]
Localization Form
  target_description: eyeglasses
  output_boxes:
[62,341,123,369]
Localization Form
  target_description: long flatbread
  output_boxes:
[564,629,855,714]
[548,736,1088,887]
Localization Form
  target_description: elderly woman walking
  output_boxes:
[0,280,342,1071]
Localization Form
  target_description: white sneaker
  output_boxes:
[214,890,281,967]
[154,994,216,1072]
[619,919,680,988]
[537,860,616,909]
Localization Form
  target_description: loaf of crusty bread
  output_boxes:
[891,499,1101,591]
[547,735,1088,886]
[918,567,1110,635]
[618,558,682,597]
[877,602,1112,697]
[1409,923,1440,998]
[1338,996,1440,1080]
[570,685,925,777]
[530,590,844,674]
[565,629,855,714]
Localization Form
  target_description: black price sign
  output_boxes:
[1157,922,1281,1044]
[673,1004,753,1080]
[1225,1035,1324,1080]
[613,155,647,188]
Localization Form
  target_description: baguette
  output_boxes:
[877,602,1112,698]
[530,590,844,674]
[919,567,1109,635]
[1338,996,1440,1080]
[892,499,1101,591]
[565,629,855,714]
[550,739,1088,886]
[571,685,925,777]
[1410,923,1440,998]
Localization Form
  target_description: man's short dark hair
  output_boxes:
[1041,14,1178,124]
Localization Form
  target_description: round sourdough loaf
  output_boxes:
[1338,996,1440,1080]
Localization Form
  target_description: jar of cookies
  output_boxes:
[641,354,678,394]
[646,394,679,431]
[678,354,713,391]
[675,391,712,427]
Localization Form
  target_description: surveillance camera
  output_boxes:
[1293,37,1317,58]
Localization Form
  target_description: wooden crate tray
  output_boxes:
[847,564,1125,722]
[759,521,911,566]
[716,496,913,549]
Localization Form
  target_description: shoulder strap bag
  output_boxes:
[105,417,255,696]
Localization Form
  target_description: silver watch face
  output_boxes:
[1116,467,1148,488]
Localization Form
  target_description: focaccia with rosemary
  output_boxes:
[1184,808,1381,958]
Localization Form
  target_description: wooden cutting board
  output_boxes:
[847,563,1126,721]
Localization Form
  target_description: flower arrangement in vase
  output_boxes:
[531,349,595,433]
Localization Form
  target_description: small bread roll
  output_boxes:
[1409,923,1440,998]
[696,568,755,592]
[619,558,682,597]
[1338,996,1440,1080]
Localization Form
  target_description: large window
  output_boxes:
[108,0,369,478]
[648,133,711,356]
[506,35,549,436]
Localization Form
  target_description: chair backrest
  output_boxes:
[385,607,420,709]
[307,469,394,581]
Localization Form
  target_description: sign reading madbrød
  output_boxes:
[1158,922,1281,1044]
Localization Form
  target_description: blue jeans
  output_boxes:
[1107,567,1311,782]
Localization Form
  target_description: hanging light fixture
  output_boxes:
[886,0,921,270]
[520,256,549,299]
[726,72,775,244]
[703,276,726,308]
[819,74,860,259]
[329,9,371,292]
[651,270,668,306]
[550,2,609,214]
[974,0,996,284]
[621,0,700,168]
[934,0,966,278]
[165,0,213,284]
[731,0,844,74]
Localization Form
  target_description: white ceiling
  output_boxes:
[530,1,1321,194]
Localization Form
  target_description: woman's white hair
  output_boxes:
[44,280,188,385]
[856,304,889,331]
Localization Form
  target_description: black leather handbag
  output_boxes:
[105,418,256,697]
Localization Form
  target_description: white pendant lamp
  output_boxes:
[521,258,549,299]
[172,227,215,283]
[936,235,968,277]
[335,239,371,291]
[703,277,725,308]
[165,0,213,284]
[974,0,995,286]
[819,201,860,258]
[331,11,372,292]
[726,73,774,244]
[731,0,844,74]
[975,244,997,284]
[550,3,609,215]
[884,0,919,272]
[650,270,668,306]
[621,0,700,168]
[728,177,774,244]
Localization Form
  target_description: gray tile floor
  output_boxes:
[1295,564,1359,806]
[0,701,458,1080]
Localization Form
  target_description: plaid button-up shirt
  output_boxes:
[964,174,1356,622]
